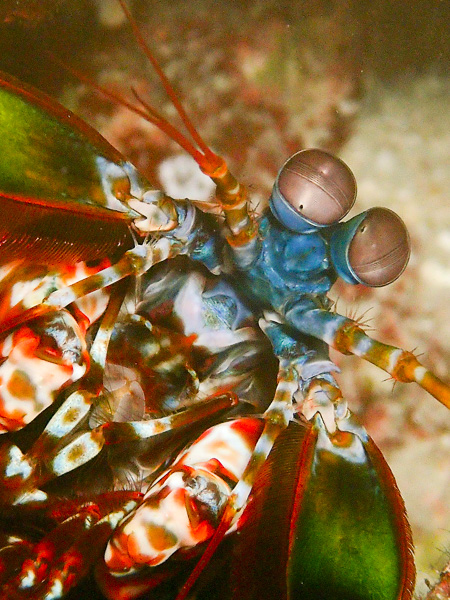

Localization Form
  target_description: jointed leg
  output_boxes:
[174,316,352,600]
[0,238,179,337]
[283,304,450,408]
[3,492,141,599]
[0,282,129,505]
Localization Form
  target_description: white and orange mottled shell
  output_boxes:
[0,260,111,325]
[0,261,111,432]
[104,418,264,571]
[0,314,87,431]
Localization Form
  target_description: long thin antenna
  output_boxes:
[113,0,256,244]
[47,52,205,164]
[49,0,256,245]
[117,0,221,170]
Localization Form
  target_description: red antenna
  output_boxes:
[49,0,225,176]
[116,0,220,170]
[49,0,256,244]
[47,52,208,166]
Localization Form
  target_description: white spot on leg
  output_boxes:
[5,446,31,479]
[414,365,428,383]
[387,348,404,374]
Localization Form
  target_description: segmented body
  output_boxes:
[0,220,416,600]
[0,3,448,599]
[0,257,277,599]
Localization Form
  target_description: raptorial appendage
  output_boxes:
[0,2,447,598]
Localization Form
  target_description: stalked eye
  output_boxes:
[330,207,411,287]
[348,208,410,287]
[276,149,357,227]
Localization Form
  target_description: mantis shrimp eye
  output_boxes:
[270,149,357,233]
[348,207,411,286]
[330,207,411,287]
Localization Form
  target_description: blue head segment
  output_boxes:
[330,207,411,287]
[269,149,357,234]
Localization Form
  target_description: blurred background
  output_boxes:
[0,1,448,595]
